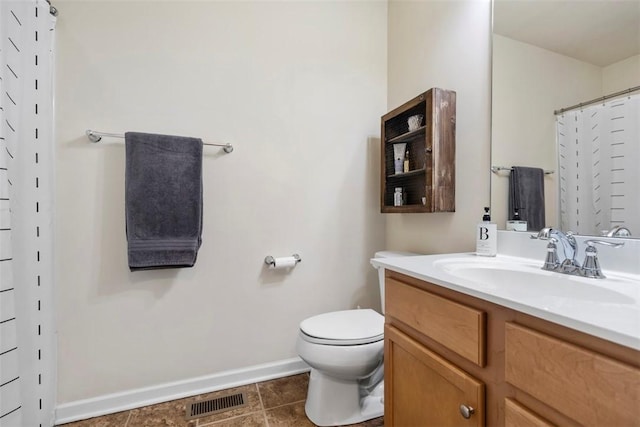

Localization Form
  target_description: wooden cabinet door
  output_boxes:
[505,322,640,426]
[385,325,484,427]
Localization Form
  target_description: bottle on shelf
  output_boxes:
[394,187,403,206]
[403,149,410,173]
[393,143,406,174]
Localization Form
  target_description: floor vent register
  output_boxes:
[185,392,247,420]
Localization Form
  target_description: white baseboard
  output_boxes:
[55,357,310,425]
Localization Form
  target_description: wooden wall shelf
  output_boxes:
[380,88,456,213]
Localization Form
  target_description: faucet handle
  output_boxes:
[581,240,624,279]
[542,238,560,271]
[584,239,625,249]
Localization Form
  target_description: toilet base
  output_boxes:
[304,368,384,426]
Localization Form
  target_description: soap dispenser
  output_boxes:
[476,207,497,257]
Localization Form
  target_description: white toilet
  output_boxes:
[296,251,416,426]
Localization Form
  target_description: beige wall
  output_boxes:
[55,1,387,403]
[603,54,640,94]
[386,0,492,254]
[491,34,603,229]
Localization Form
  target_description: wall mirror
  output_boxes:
[491,0,640,238]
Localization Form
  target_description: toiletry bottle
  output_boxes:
[506,208,528,231]
[394,156,402,174]
[394,187,403,206]
[476,207,497,256]
[394,143,406,174]
[403,149,410,173]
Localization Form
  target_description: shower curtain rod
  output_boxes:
[46,0,58,16]
[554,85,640,115]
[85,130,234,153]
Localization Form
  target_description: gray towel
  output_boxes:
[125,132,203,271]
[508,166,545,231]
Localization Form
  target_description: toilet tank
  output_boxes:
[373,251,419,313]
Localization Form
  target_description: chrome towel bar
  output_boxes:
[491,166,554,175]
[86,129,234,153]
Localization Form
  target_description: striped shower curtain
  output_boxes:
[0,1,56,426]
[557,93,640,236]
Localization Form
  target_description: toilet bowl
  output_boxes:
[296,251,417,426]
[296,309,384,426]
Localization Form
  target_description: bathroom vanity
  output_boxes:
[374,254,640,426]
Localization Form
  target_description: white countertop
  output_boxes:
[371,253,640,351]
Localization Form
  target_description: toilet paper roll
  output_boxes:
[272,256,297,269]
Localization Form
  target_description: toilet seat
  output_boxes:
[299,309,384,346]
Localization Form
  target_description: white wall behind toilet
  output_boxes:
[55,1,386,406]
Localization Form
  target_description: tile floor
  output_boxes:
[57,373,384,427]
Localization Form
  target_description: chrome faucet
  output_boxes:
[604,225,631,238]
[531,228,580,273]
[531,228,624,278]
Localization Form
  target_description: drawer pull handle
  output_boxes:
[459,404,475,419]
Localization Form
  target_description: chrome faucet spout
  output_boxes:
[530,228,579,272]
[531,228,577,259]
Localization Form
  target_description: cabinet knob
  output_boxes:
[459,404,475,419]
[425,147,433,153]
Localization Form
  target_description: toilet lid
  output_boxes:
[299,309,384,345]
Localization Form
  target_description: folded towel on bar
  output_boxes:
[508,166,545,231]
[125,132,203,271]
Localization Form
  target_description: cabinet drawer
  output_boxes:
[386,277,485,366]
[505,322,640,426]
[504,398,554,427]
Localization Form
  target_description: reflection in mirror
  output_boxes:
[491,0,640,238]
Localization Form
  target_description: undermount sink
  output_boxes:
[433,257,637,305]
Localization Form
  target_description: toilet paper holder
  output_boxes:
[264,254,302,267]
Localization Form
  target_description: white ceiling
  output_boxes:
[493,0,640,67]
